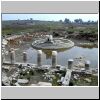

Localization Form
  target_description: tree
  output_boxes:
[64,18,71,24]
[59,20,63,23]
[30,18,33,20]
[74,19,83,24]
[30,18,33,23]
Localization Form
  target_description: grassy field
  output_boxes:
[2,20,98,41]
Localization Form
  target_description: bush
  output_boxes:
[67,25,74,34]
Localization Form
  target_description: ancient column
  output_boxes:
[37,50,42,67]
[10,50,15,64]
[2,45,6,63]
[2,53,5,64]
[85,61,90,70]
[23,52,27,62]
[68,59,74,69]
[52,51,57,68]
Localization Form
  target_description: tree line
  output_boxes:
[60,18,98,25]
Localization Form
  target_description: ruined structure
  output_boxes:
[32,35,74,50]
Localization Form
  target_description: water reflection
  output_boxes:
[42,47,72,59]
[33,45,98,68]
[5,41,98,68]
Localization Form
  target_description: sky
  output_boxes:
[2,14,98,22]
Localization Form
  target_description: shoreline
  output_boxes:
[68,38,98,48]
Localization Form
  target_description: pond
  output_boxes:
[5,42,98,68]
[26,46,98,68]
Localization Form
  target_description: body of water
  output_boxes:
[5,42,98,68]
[25,46,98,68]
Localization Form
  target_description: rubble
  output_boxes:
[2,53,98,86]
[17,79,29,84]
[30,84,38,86]
[84,78,92,83]
[38,82,52,86]
[15,82,21,86]
[2,75,10,86]
[75,62,85,68]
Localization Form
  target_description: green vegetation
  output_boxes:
[78,43,98,48]
[72,75,98,86]
[19,69,35,80]
[52,73,61,86]
[78,27,98,36]
[2,20,64,35]
[67,25,74,34]
[2,19,98,41]
[52,71,66,86]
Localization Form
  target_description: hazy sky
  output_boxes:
[2,14,98,21]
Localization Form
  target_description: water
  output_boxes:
[25,46,98,68]
[5,42,98,68]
